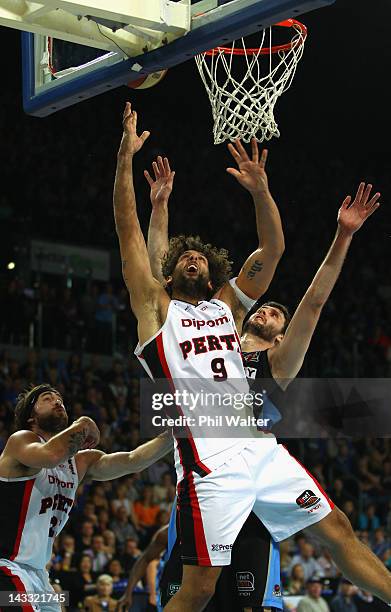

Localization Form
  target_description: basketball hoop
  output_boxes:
[195,19,307,144]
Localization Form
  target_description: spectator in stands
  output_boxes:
[334,442,355,478]
[110,482,139,527]
[317,547,340,579]
[61,554,97,610]
[75,520,95,553]
[371,527,390,558]
[84,534,112,573]
[330,579,358,612]
[342,500,359,530]
[297,577,329,612]
[330,479,354,508]
[84,573,117,612]
[289,542,325,582]
[80,500,99,527]
[97,508,110,533]
[357,458,382,496]
[90,483,110,513]
[287,563,306,595]
[106,558,128,599]
[57,533,77,572]
[119,537,141,573]
[358,503,381,531]
[152,471,174,505]
[134,485,160,529]
[110,506,139,553]
[102,529,117,557]
[381,548,391,570]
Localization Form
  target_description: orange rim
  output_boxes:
[204,19,307,56]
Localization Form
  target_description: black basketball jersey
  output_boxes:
[242,349,285,431]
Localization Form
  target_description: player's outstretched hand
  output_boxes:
[120,101,150,156]
[338,182,381,235]
[144,156,175,208]
[226,137,269,196]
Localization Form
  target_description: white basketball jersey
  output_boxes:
[135,298,254,478]
[0,457,78,569]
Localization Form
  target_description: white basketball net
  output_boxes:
[195,20,307,144]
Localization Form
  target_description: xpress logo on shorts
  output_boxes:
[296,489,321,510]
[211,543,233,552]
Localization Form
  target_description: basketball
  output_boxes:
[127,69,168,90]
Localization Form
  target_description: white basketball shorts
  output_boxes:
[177,437,334,566]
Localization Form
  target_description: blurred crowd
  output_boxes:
[1,349,391,609]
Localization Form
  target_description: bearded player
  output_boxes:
[113,103,391,611]
[0,384,172,611]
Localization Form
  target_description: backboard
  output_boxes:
[14,0,337,116]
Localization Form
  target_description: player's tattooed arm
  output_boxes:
[67,428,88,456]
[246,259,264,280]
[2,417,100,470]
[226,139,284,299]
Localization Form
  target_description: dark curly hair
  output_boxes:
[162,235,232,296]
[14,384,58,431]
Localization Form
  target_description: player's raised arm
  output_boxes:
[113,102,164,318]
[75,431,173,481]
[228,140,285,298]
[216,139,284,328]
[145,155,175,284]
[269,182,381,388]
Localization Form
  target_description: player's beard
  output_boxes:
[36,412,69,433]
[172,270,211,301]
[244,319,278,343]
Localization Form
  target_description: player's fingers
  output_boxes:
[341,195,351,209]
[234,138,250,161]
[152,161,160,180]
[260,148,268,167]
[251,138,259,163]
[228,143,241,160]
[144,170,154,186]
[123,101,131,116]
[361,183,372,206]
[157,155,165,173]
[354,182,365,204]
[367,192,381,208]
[366,202,381,217]
[140,130,150,144]
[164,157,171,174]
[226,167,242,179]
